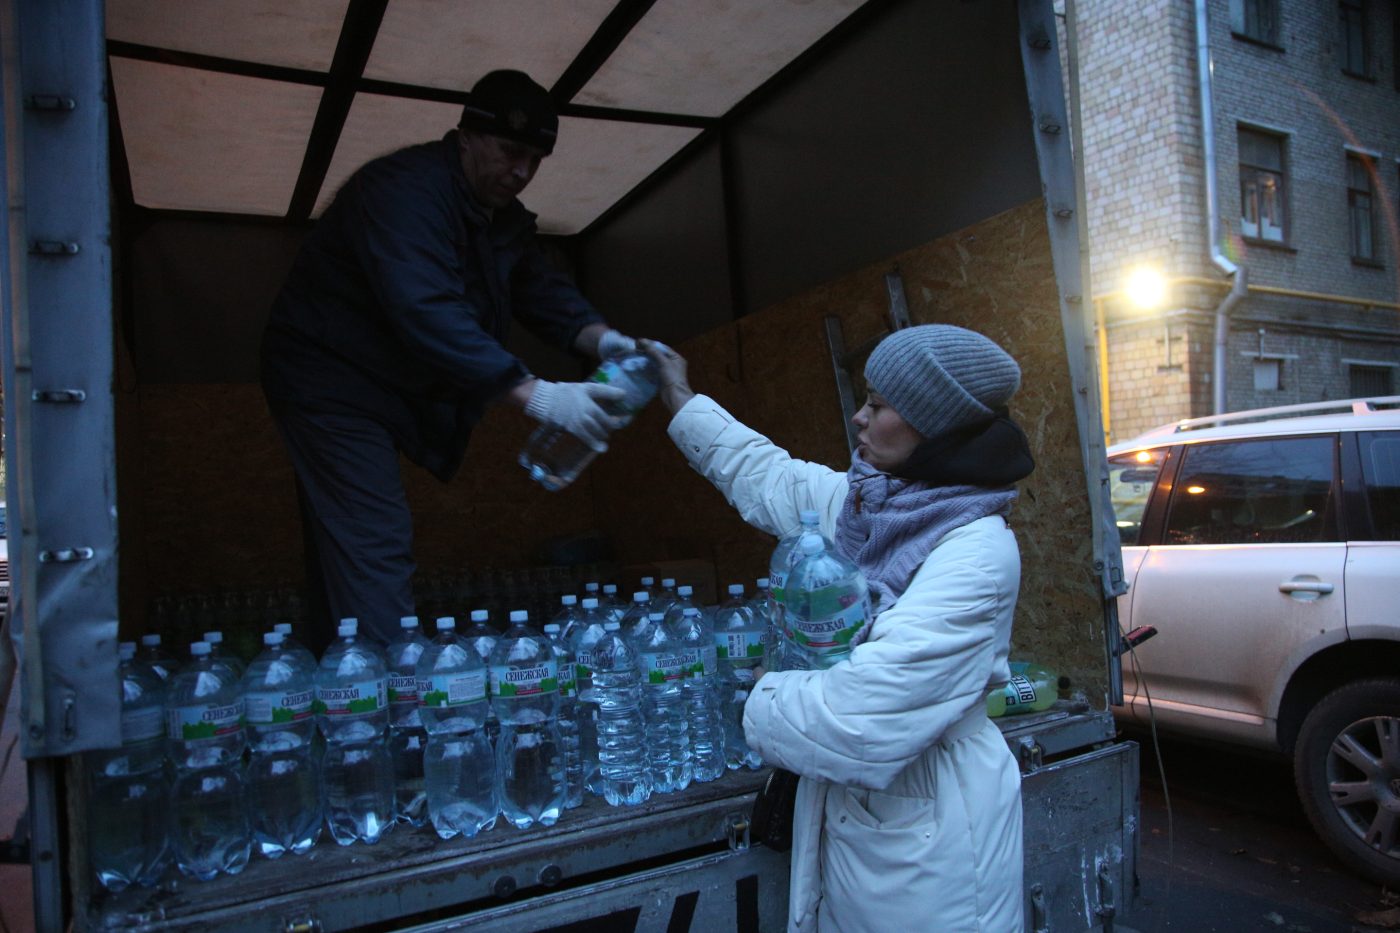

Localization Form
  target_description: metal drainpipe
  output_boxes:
[1196,0,1245,414]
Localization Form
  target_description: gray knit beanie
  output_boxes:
[863,324,1021,439]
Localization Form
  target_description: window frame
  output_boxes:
[1230,0,1283,48]
[1238,127,1290,246]
[1339,0,1371,78]
[1346,152,1380,265]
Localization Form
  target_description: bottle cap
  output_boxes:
[264,631,284,646]
[800,509,820,524]
[604,621,620,631]
[339,617,359,633]
[470,610,489,623]
[582,597,599,609]
[119,642,136,660]
[728,584,744,596]
[662,578,676,588]
[585,582,600,593]
[338,622,356,638]
[649,612,664,622]
[640,576,655,586]
[561,594,578,606]
[544,623,561,634]
[190,641,211,656]
[436,616,456,631]
[633,591,648,603]
[510,610,528,623]
[684,607,700,616]
[678,585,693,596]
[603,584,618,595]
[800,533,824,555]
[273,623,292,636]
[203,630,223,644]
[400,616,419,629]
[757,577,770,588]
[140,634,161,647]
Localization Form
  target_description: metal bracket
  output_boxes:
[284,916,322,933]
[1017,737,1044,772]
[724,812,750,852]
[1029,883,1049,933]
[28,240,79,257]
[31,389,85,403]
[37,548,94,563]
[1094,858,1117,932]
[823,317,861,454]
[884,268,911,331]
[24,94,76,111]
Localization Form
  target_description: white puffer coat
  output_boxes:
[668,395,1024,933]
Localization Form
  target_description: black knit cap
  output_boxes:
[458,70,558,155]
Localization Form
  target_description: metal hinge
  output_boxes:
[25,94,76,112]
[38,548,93,564]
[1018,736,1044,772]
[725,812,750,852]
[1029,883,1048,933]
[32,389,85,403]
[284,916,321,933]
[1094,858,1117,932]
[29,240,79,257]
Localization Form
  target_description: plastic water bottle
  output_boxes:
[543,624,583,808]
[673,607,724,782]
[768,510,828,668]
[987,661,1060,717]
[601,583,626,624]
[491,611,565,828]
[242,632,321,857]
[203,630,246,680]
[519,348,661,491]
[591,622,650,806]
[654,578,679,615]
[89,643,170,890]
[552,594,583,645]
[749,578,780,672]
[417,616,496,839]
[166,641,250,880]
[272,623,319,675]
[138,633,178,681]
[619,590,652,640]
[316,620,393,846]
[662,584,699,629]
[783,534,872,671]
[634,612,691,793]
[714,584,764,770]
[465,610,500,746]
[569,597,610,796]
[385,616,431,827]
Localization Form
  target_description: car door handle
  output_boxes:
[1279,581,1335,595]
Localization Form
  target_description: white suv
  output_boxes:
[1108,397,1400,883]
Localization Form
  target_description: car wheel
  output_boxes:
[1294,679,1400,884]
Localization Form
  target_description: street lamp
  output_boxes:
[1096,265,1168,444]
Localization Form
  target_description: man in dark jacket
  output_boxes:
[262,70,634,647]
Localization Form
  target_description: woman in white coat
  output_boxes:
[645,324,1034,933]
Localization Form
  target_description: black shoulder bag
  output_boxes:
[750,768,801,852]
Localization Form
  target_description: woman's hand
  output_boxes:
[641,338,696,414]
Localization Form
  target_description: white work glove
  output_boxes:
[597,328,637,360]
[524,379,627,451]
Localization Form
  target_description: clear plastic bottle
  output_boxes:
[165,641,250,880]
[242,632,321,857]
[417,616,496,839]
[519,349,661,491]
[662,584,700,629]
[138,633,178,681]
[768,510,829,668]
[783,534,872,671]
[385,616,431,828]
[673,607,724,783]
[202,629,246,680]
[543,623,583,808]
[89,643,170,890]
[634,611,691,793]
[271,622,319,675]
[601,583,626,625]
[591,622,650,806]
[551,594,583,645]
[619,590,652,640]
[654,577,679,616]
[464,609,500,746]
[713,584,764,770]
[491,610,565,829]
[987,661,1060,717]
[569,597,610,797]
[316,620,393,846]
[749,578,780,672]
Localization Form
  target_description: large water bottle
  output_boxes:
[662,584,699,629]
[316,620,393,846]
[89,643,170,891]
[749,578,780,672]
[202,630,246,680]
[385,616,431,828]
[714,584,764,770]
[784,534,872,671]
[551,594,583,645]
[673,607,724,783]
[138,633,178,681]
[654,577,679,616]
[417,616,496,840]
[491,611,565,829]
[543,624,583,808]
[242,632,321,857]
[271,622,319,675]
[519,349,661,491]
[165,641,250,880]
[465,610,500,746]
[569,597,610,797]
[634,612,691,793]
[601,583,626,625]
[768,510,828,668]
[619,590,652,640]
[591,622,650,806]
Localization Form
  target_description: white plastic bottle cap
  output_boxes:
[800,509,820,524]
[274,623,292,636]
[400,616,419,628]
[641,576,655,587]
[190,641,211,656]
[436,617,456,630]
[562,594,578,606]
[757,577,770,588]
[678,585,693,597]
[338,622,357,638]
[800,533,824,555]
[585,582,599,593]
[119,642,136,660]
[203,630,223,644]
[544,623,560,634]
[264,631,284,646]
[339,617,359,632]
[649,612,664,622]
[662,578,676,588]
[582,597,599,609]
[684,607,700,616]
[470,610,489,622]
[633,591,648,603]
[603,584,618,595]
[509,610,528,623]
[728,584,744,596]
[603,621,620,631]
[140,634,161,647]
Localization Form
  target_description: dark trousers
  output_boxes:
[269,402,416,650]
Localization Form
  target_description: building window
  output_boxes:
[1339,0,1369,76]
[1350,364,1394,396]
[1230,0,1280,45]
[1239,128,1287,243]
[1347,153,1377,262]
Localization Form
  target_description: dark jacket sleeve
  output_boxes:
[509,235,605,353]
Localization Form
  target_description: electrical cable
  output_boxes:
[1122,621,1171,933]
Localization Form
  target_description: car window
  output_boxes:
[1163,436,1338,545]
[1359,431,1400,541]
[1108,450,1165,546]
